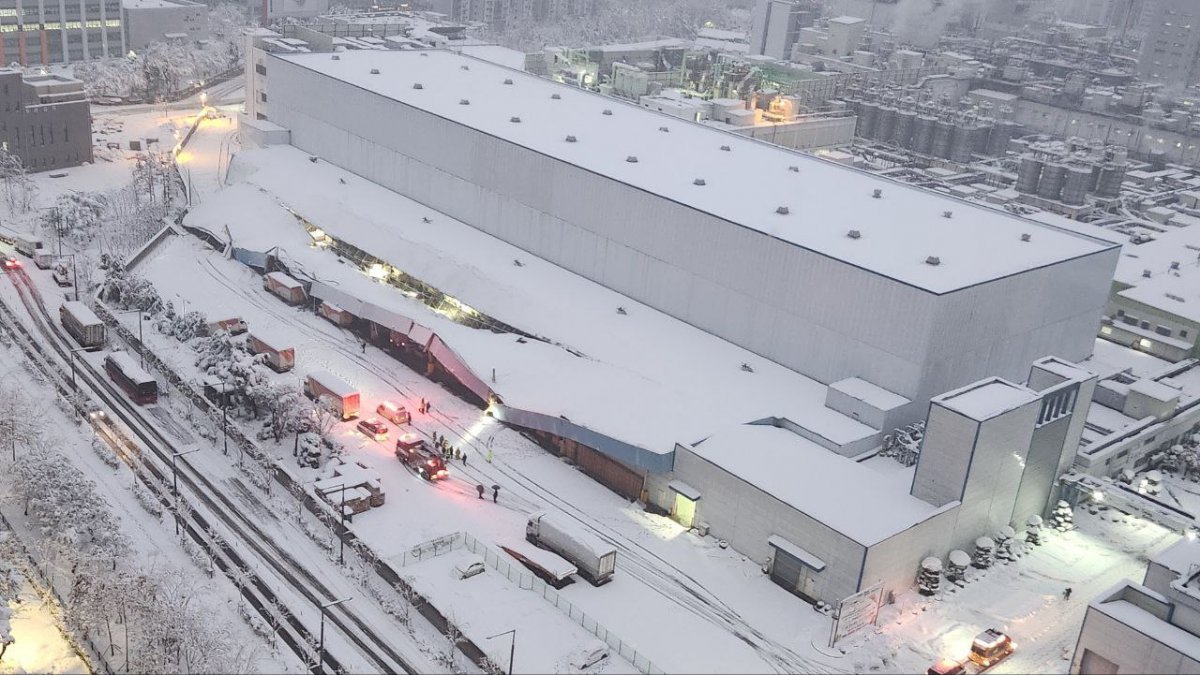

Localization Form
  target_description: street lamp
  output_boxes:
[210,379,234,461]
[317,597,352,674]
[486,628,516,675]
[326,482,349,566]
[114,308,146,368]
[171,448,200,535]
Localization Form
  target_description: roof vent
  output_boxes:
[942,210,953,219]
[925,256,942,266]
[1143,269,1152,278]
[872,188,882,199]
[693,178,706,186]
[412,82,423,89]
[510,116,521,123]
[420,52,428,57]
[602,109,613,116]
[551,93,561,100]
[565,135,577,142]
[847,229,862,239]
[1170,260,1180,270]
[659,126,670,132]
[626,155,638,163]
[776,206,790,215]
[459,99,469,105]
[460,64,470,70]
[788,165,799,172]
[370,68,381,74]
[719,145,731,151]
[503,78,514,85]
[1020,233,1031,242]
[331,54,340,60]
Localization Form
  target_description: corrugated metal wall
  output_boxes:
[265,57,1118,427]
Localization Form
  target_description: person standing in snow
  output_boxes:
[486,449,493,463]
[461,451,467,466]
[360,340,366,353]
[492,485,500,503]
[476,484,485,500]
[1063,588,1073,600]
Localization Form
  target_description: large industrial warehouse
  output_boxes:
[248,47,1120,434]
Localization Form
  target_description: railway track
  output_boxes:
[2,268,416,674]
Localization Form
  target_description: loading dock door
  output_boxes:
[673,492,696,528]
[768,536,825,603]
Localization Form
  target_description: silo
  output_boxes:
[1061,165,1091,205]
[973,123,992,155]
[1149,147,1167,170]
[986,120,1014,156]
[933,119,955,158]
[950,121,974,162]
[876,106,898,142]
[913,114,937,154]
[1097,161,1127,197]
[1038,162,1067,200]
[894,109,917,149]
[1016,154,1043,193]
[857,100,879,139]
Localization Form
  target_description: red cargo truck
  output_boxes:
[304,371,360,420]
[247,331,295,372]
[263,272,306,305]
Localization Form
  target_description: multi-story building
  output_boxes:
[123,0,207,51]
[1137,0,1200,90]
[249,0,331,25]
[0,69,92,171]
[0,0,124,65]
[428,0,592,31]
[750,0,813,60]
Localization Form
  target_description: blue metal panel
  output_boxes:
[230,247,269,272]
[493,405,674,473]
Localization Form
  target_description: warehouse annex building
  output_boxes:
[235,44,1126,607]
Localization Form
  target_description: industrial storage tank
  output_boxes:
[894,109,917,149]
[974,123,994,155]
[932,119,955,159]
[1061,165,1091,205]
[913,114,937,154]
[876,106,897,142]
[1096,162,1127,197]
[1016,155,1043,193]
[1038,162,1067,200]
[857,100,879,139]
[949,122,974,163]
[986,120,1015,156]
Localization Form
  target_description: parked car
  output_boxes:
[356,418,389,441]
[2,256,20,270]
[454,557,485,580]
[926,658,966,675]
[376,401,410,425]
[968,629,1014,669]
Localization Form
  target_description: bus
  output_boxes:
[13,234,43,258]
[104,352,158,405]
[60,301,105,350]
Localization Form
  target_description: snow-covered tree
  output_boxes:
[972,537,995,569]
[0,149,36,212]
[45,191,106,246]
[0,382,47,461]
[918,557,942,596]
[1026,515,1043,546]
[946,549,970,583]
[1051,500,1075,532]
[995,526,1018,563]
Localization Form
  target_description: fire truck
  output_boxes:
[394,433,448,481]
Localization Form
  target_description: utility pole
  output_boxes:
[171,448,200,535]
[317,597,352,674]
[486,628,516,675]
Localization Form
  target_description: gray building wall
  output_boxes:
[1072,584,1200,675]
[124,0,208,51]
[0,71,93,171]
[666,446,867,606]
[0,0,125,65]
[262,53,1120,430]
[1137,0,1200,91]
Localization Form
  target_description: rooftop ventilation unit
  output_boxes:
[788,165,799,172]
[659,126,670,132]
[626,155,638,163]
[776,206,790,215]
[412,82,423,89]
[719,145,731,151]
[872,189,882,198]
[1170,261,1180,270]
[602,109,613,116]
[459,99,469,105]
[460,64,469,70]
[925,256,941,266]
[551,93,561,99]
[693,178,706,186]
[942,210,952,219]
[420,52,428,57]
[331,54,340,60]
[510,116,521,123]
[370,68,380,74]
[847,229,862,239]
[1020,233,1031,242]
[1143,269,1152,278]
[503,78,514,85]
[565,135,577,142]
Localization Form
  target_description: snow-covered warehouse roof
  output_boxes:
[271,48,1116,294]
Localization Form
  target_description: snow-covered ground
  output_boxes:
[840,510,1179,674]
[0,571,88,674]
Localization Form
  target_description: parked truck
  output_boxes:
[32,250,54,270]
[13,234,43,258]
[526,511,616,585]
[204,317,248,336]
[247,331,294,372]
[318,301,355,327]
[304,371,360,420]
[394,433,448,481]
[263,271,306,305]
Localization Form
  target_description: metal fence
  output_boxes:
[394,532,464,568]
[460,533,664,675]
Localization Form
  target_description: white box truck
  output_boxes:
[526,511,616,586]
